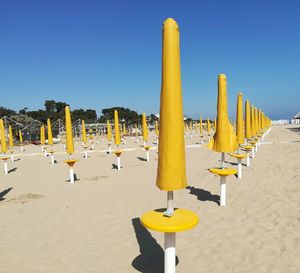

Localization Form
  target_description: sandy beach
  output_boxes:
[0,125,299,273]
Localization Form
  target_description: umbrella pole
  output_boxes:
[220,176,226,206]
[70,167,74,183]
[237,158,242,179]
[4,159,8,175]
[220,152,225,168]
[246,155,250,167]
[117,156,121,171]
[51,154,54,165]
[165,191,176,273]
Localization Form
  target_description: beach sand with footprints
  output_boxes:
[0,125,299,273]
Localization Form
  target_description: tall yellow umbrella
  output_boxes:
[0,119,7,154]
[236,92,244,145]
[141,18,198,273]
[214,118,217,131]
[199,116,203,135]
[40,125,45,145]
[47,118,53,146]
[19,129,23,143]
[8,125,14,148]
[245,100,251,139]
[81,120,87,144]
[142,113,148,145]
[123,124,126,136]
[114,110,121,146]
[65,106,74,155]
[250,105,255,138]
[155,120,159,137]
[107,120,112,141]
[207,118,211,136]
[208,74,238,157]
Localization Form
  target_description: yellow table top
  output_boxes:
[242,145,254,150]
[256,133,263,137]
[209,168,237,176]
[230,153,249,159]
[141,208,199,233]
[249,141,256,144]
[64,159,78,167]
[0,157,9,161]
[144,146,151,150]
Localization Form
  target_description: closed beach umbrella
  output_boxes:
[19,130,23,143]
[250,105,255,138]
[40,125,45,145]
[65,106,74,155]
[47,118,53,146]
[208,74,238,153]
[200,116,203,134]
[156,18,187,191]
[81,120,87,144]
[207,118,211,134]
[8,125,14,148]
[142,113,148,143]
[114,110,121,146]
[0,119,7,153]
[236,92,244,145]
[155,120,159,137]
[245,100,251,139]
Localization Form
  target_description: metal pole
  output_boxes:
[237,158,242,179]
[70,167,74,183]
[220,176,226,206]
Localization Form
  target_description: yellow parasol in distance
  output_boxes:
[236,92,244,145]
[123,124,126,136]
[47,118,53,146]
[250,105,255,138]
[156,18,187,191]
[245,100,251,139]
[19,129,23,143]
[81,120,87,144]
[40,125,45,145]
[114,110,121,145]
[155,120,159,137]
[142,113,148,143]
[208,74,238,153]
[255,107,259,135]
[8,125,14,148]
[107,120,112,141]
[0,119,7,153]
[207,118,211,133]
[65,106,74,155]
[199,116,203,134]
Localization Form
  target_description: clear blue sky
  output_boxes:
[1,0,299,119]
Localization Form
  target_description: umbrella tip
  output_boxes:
[163,18,179,29]
[218,73,226,79]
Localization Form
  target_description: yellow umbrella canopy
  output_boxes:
[19,129,23,143]
[142,113,148,142]
[255,107,259,134]
[155,120,159,137]
[40,125,45,145]
[208,74,238,153]
[207,118,211,133]
[114,110,121,145]
[214,118,217,130]
[156,18,187,191]
[107,120,112,141]
[8,125,14,148]
[199,116,203,134]
[88,128,94,139]
[236,92,245,145]
[81,120,87,144]
[47,118,53,146]
[0,119,7,153]
[65,106,74,154]
[245,100,251,139]
[250,105,255,138]
[258,109,262,131]
[123,124,127,136]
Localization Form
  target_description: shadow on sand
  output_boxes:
[0,187,13,201]
[187,186,220,205]
[131,217,179,273]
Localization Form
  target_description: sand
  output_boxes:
[0,125,299,273]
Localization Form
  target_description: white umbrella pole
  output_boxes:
[11,155,14,162]
[220,176,226,206]
[246,155,250,167]
[146,150,149,162]
[51,155,54,165]
[251,148,255,158]
[237,158,242,179]
[84,150,88,159]
[4,160,8,175]
[117,156,121,171]
[70,167,74,183]
[21,146,24,152]
[165,191,176,273]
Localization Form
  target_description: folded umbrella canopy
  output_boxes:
[236,92,244,145]
[245,100,251,139]
[65,106,74,155]
[142,113,148,143]
[208,74,238,153]
[8,125,14,148]
[114,110,121,146]
[107,120,112,141]
[81,120,87,144]
[0,119,7,153]
[47,118,53,146]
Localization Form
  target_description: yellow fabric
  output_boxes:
[107,121,112,141]
[65,106,74,154]
[123,124,126,136]
[156,18,187,191]
[141,208,199,233]
[47,118,53,146]
[114,110,121,145]
[255,107,259,135]
[207,118,211,133]
[0,119,7,153]
[208,74,238,153]
[81,120,87,144]
[155,121,159,137]
[209,167,237,176]
[236,92,244,145]
[142,113,148,142]
[250,105,255,138]
[19,129,23,143]
[40,125,45,145]
[245,100,251,139]
[199,116,203,134]
[8,125,14,148]
[88,128,94,140]
[214,118,217,130]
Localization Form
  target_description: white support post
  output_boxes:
[70,167,74,183]
[4,161,8,175]
[164,232,176,273]
[117,156,121,171]
[220,176,226,207]
[143,141,147,147]
[51,155,54,165]
[220,152,225,168]
[108,143,112,154]
[237,158,242,179]
[251,148,255,158]
[11,155,14,162]
[255,142,258,152]
[246,155,250,167]
[146,150,149,162]
[21,146,24,152]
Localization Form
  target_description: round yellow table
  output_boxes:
[64,159,78,183]
[230,153,249,178]
[114,150,123,170]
